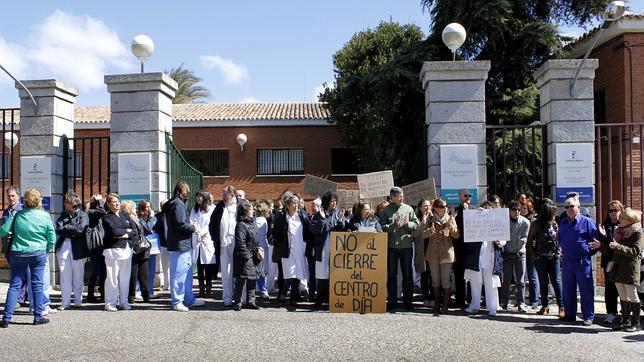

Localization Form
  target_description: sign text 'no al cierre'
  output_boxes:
[330,232,387,314]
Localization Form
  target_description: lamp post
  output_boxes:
[0,63,38,113]
[442,23,467,61]
[3,132,18,183]
[570,1,626,98]
[131,34,155,74]
[236,133,247,152]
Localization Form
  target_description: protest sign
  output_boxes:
[303,174,338,197]
[330,232,388,314]
[357,171,394,199]
[402,178,437,205]
[337,190,360,211]
[463,208,510,243]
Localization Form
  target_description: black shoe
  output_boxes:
[233,304,242,311]
[559,315,576,322]
[33,318,50,326]
[387,303,397,312]
[0,320,9,328]
[288,301,298,308]
[87,295,97,303]
[404,304,414,311]
[245,303,260,310]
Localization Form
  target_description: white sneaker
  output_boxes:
[134,293,144,301]
[58,305,70,311]
[191,298,205,307]
[105,305,117,312]
[120,304,132,310]
[173,303,189,312]
[45,307,57,315]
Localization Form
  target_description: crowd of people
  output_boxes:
[0,182,642,333]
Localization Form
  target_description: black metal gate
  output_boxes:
[166,133,203,209]
[62,135,110,205]
[0,108,19,211]
[486,124,548,204]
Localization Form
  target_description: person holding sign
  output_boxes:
[380,187,419,311]
[273,192,312,306]
[463,201,506,316]
[423,199,459,314]
[349,201,382,233]
[310,191,349,307]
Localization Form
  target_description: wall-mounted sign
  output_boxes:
[118,153,151,203]
[440,145,478,204]
[555,143,593,203]
[20,156,52,210]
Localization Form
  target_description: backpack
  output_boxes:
[86,220,105,251]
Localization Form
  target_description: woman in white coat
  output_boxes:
[190,190,215,298]
[464,200,506,316]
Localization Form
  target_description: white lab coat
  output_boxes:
[190,205,216,264]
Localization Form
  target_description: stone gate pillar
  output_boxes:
[104,73,177,211]
[17,79,77,286]
[534,59,598,216]
[420,61,490,205]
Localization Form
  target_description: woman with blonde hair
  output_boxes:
[101,193,134,311]
[0,188,56,328]
[594,208,643,332]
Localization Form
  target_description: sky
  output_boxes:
[0,1,642,107]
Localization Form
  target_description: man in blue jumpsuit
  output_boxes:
[558,195,598,325]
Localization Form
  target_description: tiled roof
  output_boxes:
[567,13,644,56]
[1,102,331,125]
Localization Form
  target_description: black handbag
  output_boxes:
[86,221,105,251]
[1,211,19,257]
[132,222,151,254]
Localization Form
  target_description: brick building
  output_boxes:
[1,102,358,206]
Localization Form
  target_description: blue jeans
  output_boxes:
[147,254,157,296]
[535,256,563,307]
[3,251,48,322]
[501,253,526,306]
[387,247,413,306]
[169,250,195,307]
[526,254,540,306]
[28,254,51,312]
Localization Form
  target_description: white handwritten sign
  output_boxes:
[463,208,510,243]
[337,190,360,211]
[357,171,394,199]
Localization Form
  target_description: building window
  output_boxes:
[0,153,9,179]
[332,148,361,175]
[181,150,229,176]
[257,148,304,175]
[594,90,606,124]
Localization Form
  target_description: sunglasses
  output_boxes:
[463,194,472,198]
[564,205,577,209]
[608,208,619,213]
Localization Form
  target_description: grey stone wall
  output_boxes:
[420,61,490,204]
[105,73,177,211]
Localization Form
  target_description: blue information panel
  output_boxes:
[555,187,593,203]
[441,188,478,206]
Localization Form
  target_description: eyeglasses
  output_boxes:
[463,194,472,198]
[564,205,577,209]
[435,205,447,209]
[608,208,619,213]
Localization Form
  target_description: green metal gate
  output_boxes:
[165,133,203,209]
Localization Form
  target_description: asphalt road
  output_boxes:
[0,281,642,361]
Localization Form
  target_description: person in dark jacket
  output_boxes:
[209,185,240,306]
[463,201,506,316]
[55,191,90,309]
[273,192,312,306]
[349,201,383,233]
[87,194,107,303]
[163,180,204,312]
[593,208,643,332]
[453,189,472,308]
[122,200,150,305]
[232,202,263,311]
[101,193,134,312]
[138,199,158,298]
[310,191,348,307]
[528,202,564,317]
[598,200,624,324]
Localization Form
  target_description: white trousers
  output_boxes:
[57,240,87,307]
[468,268,500,312]
[104,254,132,308]
[266,244,279,293]
[159,246,171,290]
[220,241,235,305]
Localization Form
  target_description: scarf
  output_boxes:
[614,222,641,242]
[431,213,449,225]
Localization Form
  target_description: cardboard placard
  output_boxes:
[337,190,360,211]
[402,178,437,205]
[330,232,388,314]
[357,170,394,199]
[463,208,510,243]
[303,174,338,197]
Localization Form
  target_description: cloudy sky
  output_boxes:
[0,1,641,107]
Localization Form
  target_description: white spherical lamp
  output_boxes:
[236,133,248,152]
[442,23,467,60]
[131,34,155,73]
